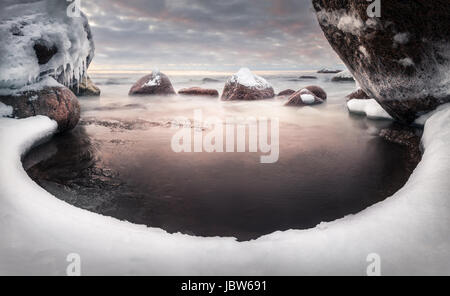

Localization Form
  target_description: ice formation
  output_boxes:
[1,104,450,275]
[347,99,393,120]
[0,0,94,91]
[229,68,272,90]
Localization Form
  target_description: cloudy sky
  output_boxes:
[82,0,344,72]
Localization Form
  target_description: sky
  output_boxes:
[82,0,344,72]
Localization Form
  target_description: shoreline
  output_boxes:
[1,104,449,275]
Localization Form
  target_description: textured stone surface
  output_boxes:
[178,87,219,97]
[312,0,450,124]
[0,87,80,132]
[304,85,327,101]
[129,72,176,96]
[346,88,371,101]
[285,89,324,106]
[222,82,274,101]
[277,89,296,97]
[71,76,100,97]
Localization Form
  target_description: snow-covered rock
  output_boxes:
[286,88,324,106]
[129,70,176,96]
[331,69,355,82]
[0,0,95,91]
[221,68,275,101]
[313,0,450,123]
[1,105,450,275]
[347,99,393,120]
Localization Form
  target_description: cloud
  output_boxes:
[82,0,343,71]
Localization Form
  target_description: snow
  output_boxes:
[301,94,316,105]
[317,68,342,73]
[1,110,450,275]
[0,77,63,96]
[144,70,162,87]
[229,68,272,90]
[347,99,393,120]
[414,103,450,127]
[0,0,93,91]
[333,69,354,81]
[0,102,13,118]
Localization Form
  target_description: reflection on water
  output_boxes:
[24,73,420,241]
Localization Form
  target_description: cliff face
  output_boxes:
[312,0,450,124]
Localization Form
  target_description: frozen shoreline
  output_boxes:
[1,105,450,275]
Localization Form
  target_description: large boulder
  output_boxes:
[0,85,80,132]
[71,76,100,97]
[129,70,176,96]
[312,0,450,124]
[221,68,275,101]
[178,87,219,97]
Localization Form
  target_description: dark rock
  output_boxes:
[331,70,355,82]
[346,89,371,101]
[304,85,327,101]
[277,89,296,97]
[221,69,275,101]
[379,126,422,169]
[178,87,219,97]
[129,71,176,96]
[312,0,450,124]
[317,68,342,74]
[71,76,101,97]
[299,75,318,79]
[202,78,220,83]
[285,89,324,106]
[34,40,58,65]
[0,87,80,132]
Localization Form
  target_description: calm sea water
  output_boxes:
[24,71,417,241]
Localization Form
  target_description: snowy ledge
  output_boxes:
[1,105,450,275]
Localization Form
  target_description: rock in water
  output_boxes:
[346,88,371,101]
[304,85,327,101]
[71,76,101,97]
[286,89,324,106]
[331,70,355,82]
[318,68,342,74]
[277,89,296,97]
[129,70,176,96]
[312,0,450,123]
[0,86,80,132]
[178,87,219,97]
[222,68,275,101]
